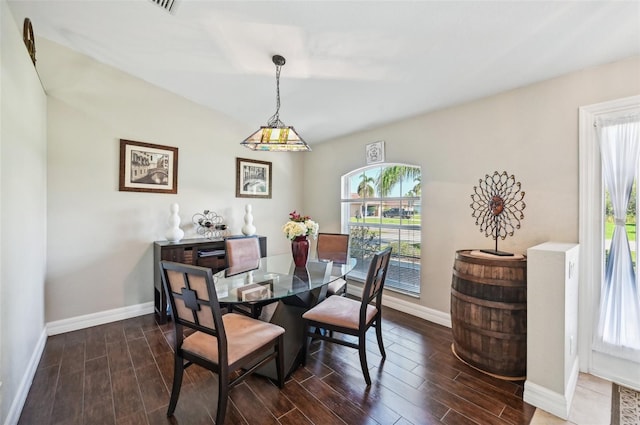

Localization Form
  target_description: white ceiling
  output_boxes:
[7,0,640,144]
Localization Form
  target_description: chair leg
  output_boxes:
[276,335,285,388]
[375,318,386,358]
[358,332,371,386]
[167,354,184,416]
[216,369,229,425]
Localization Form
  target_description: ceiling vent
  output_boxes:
[150,0,178,13]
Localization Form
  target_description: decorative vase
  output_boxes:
[165,203,184,242]
[241,204,256,236]
[291,235,310,267]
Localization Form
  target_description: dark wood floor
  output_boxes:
[18,306,535,425]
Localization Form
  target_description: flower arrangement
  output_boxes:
[282,211,319,240]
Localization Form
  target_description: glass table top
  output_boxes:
[213,253,356,303]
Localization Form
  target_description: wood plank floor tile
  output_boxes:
[103,322,126,344]
[280,379,345,425]
[127,337,155,370]
[58,341,85,376]
[318,363,405,424]
[111,368,144,420]
[122,317,146,341]
[135,363,170,413]
[18,309,536,425]
[50,369,84,425]
[146,385,215,425]
[441,409,484,425]
[18,365,59,425]
[83,398,116,425]
[144,328,172,357]
[37,335,65,370]
[229,383,280,425]
[116,410,149,425]
[420,369,507,416]
[301,376,381,425]
[107,340,133,373]
[245,375,296,418]
[85,333,107,360]
[278,408,314,425]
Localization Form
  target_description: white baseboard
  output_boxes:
[3,329,47,425]
[347,286,451,328]
[46,302,155,335]
[523,358,579,420]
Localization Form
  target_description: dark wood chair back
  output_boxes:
[361,246,392,313]
[159,260,284,425]
[316,232,349,264]
[225,236,261,267]
[224,236,273,318]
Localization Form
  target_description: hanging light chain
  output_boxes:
[267,56,286,128]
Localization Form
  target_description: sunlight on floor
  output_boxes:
[529,373,612,425]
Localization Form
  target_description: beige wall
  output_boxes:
[304,56,640,314]
[1,1,48,423]
[38,38,305,322]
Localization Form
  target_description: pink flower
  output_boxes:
[289,210,311,223]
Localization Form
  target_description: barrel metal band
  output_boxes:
[451,287,526,311]
[452,269,527,288]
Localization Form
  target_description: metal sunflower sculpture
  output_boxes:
[470,171,526,256]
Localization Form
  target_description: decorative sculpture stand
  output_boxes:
[192,210,227,239]
[470,171,526,256]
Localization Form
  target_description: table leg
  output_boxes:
[257,286,325,380]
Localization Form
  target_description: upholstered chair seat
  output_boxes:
[182,313,285,365]
[302,295,377,330]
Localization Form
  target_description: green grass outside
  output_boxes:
[604,221,637,265]
[349,215,422,226]
[604,221,636,241]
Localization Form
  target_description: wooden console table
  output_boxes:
[153,236,267,323]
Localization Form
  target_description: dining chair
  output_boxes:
[225,235,273,319]
[159,260,285,425]
[225,235,261,266]
[316,232,350,296]
[302,246,392,385]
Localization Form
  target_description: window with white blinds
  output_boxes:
[341,164,421,295]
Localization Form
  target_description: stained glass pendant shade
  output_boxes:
[241,55,310,152]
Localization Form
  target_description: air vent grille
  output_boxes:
[150,0,178,13]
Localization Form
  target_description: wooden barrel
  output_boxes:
[450,249,527,380]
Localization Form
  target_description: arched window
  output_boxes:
[341,164,421,295]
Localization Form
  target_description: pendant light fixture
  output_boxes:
[241,55,311,152]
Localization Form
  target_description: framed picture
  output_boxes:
[237,281,273,301]
[119,139,178,194]
[366,140,385,164]
[236,157,272,199]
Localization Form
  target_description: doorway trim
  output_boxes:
[578,95,640,390]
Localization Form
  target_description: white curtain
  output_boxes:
[594,114,640,361]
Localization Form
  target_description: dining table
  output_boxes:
[213,253,356,379]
